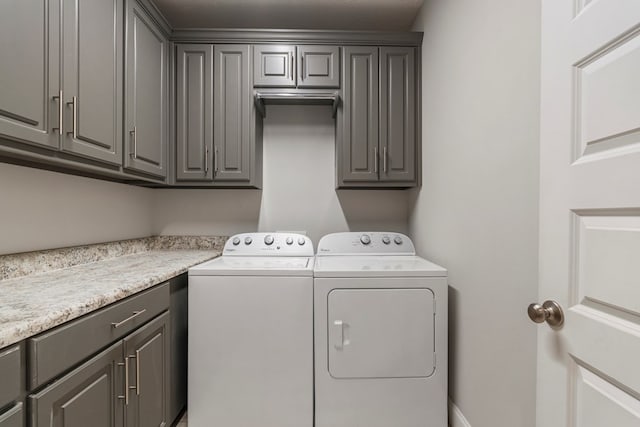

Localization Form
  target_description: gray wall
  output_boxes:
[0,162,153,255]
[410,1,540,426]
[153,105,410,244]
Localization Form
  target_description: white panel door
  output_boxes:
[328,288,434,378]
[538,1,640,426]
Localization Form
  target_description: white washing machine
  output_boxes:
[188,232,314,427]
[314,232,448,427]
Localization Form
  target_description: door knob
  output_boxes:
[528,300,564,327]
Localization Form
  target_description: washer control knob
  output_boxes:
[394,236,403,245]
[360,234,371,245]
[244,236,253,245]
[264,235,274,246]
[298,237,306,246]
[286,237,294,245]
[232,237,241,245]
[382,236,391,245]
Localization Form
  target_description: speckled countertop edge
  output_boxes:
[0,236,227,349]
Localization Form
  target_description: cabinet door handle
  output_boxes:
[205,146,210,174]
[129,127,137,158]
[301,54,304,81]
[214,147,219,174]
[52,90,63,134]
[128,354,138,396]
[117,356,130,405]
[383,146,388,173]
[290,52,294,81]
[66,96,77,139]
[374,147,378,174]
[111,309,146,329]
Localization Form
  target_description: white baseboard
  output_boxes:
[449,397,472,427]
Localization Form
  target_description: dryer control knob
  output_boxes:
[244,236,253,245]
[232,237,241,245]
[298,237,306,246]
[394,236,403,245]
[286,237,294,245]
[360,234,371,245]
[382,236,391,245]
[264,235,274,245]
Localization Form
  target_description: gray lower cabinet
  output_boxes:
[168,275,188,422]
[338,46,417,188]
[0,344,23,427]
[123,312,169,427]
[29,342,124,427]
[125,0,169,179]
[176,44,214,182]
[0,0,122,165]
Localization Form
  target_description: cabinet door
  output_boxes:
[297,46,340,88]
[125,0,168,178]
[60,0,122,165]
[124,312,169,427]
[29,342,124,427]
[379,47,416,183]
[176,44,214,182]
[0,403,23,427]
[214,45,252,183]
[0,0,59,149]
[253,45,296,87]
[339,46,379,183]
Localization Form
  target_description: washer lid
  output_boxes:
[313,255,447,278]
[189,256,315,276]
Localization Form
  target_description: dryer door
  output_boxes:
[327,288,435,378]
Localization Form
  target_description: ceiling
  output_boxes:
[153,0,425,31]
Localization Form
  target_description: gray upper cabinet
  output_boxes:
[338,46,418,188]
[29,341,124,427]
[253,45,296,87]
[0,0,122,165]
[0,0,59,150]
[379,46,416,183]
[214,44,256,184]
[125,0,169,178]
[339,46,379,184]
[60,0,123,165]
[254,45,340,88]
[176,44,214,182]
[297,46,340,88]
[123,312,169,427]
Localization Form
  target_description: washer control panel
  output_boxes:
[317,232,415,256]
[224,233,314,256]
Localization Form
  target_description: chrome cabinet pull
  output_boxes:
[52,90,63,134]
[205,146,209,174]
[111,309,146,329]
[374,147,378,174]
[214,147,219,174]
[383,146,388,173]
[135,350,141,395]
[117,357,130,405]
[301,54,304,81]
[129,127,137,158]
[290,52,294,80]
[66,96,77,139]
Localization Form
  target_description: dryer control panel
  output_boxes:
[317,232,415,256]
[223,232,314,256]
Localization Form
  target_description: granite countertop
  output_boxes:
[0,237,224,349]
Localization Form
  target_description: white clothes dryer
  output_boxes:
[188,232,314,427]
[314,232,448,427]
